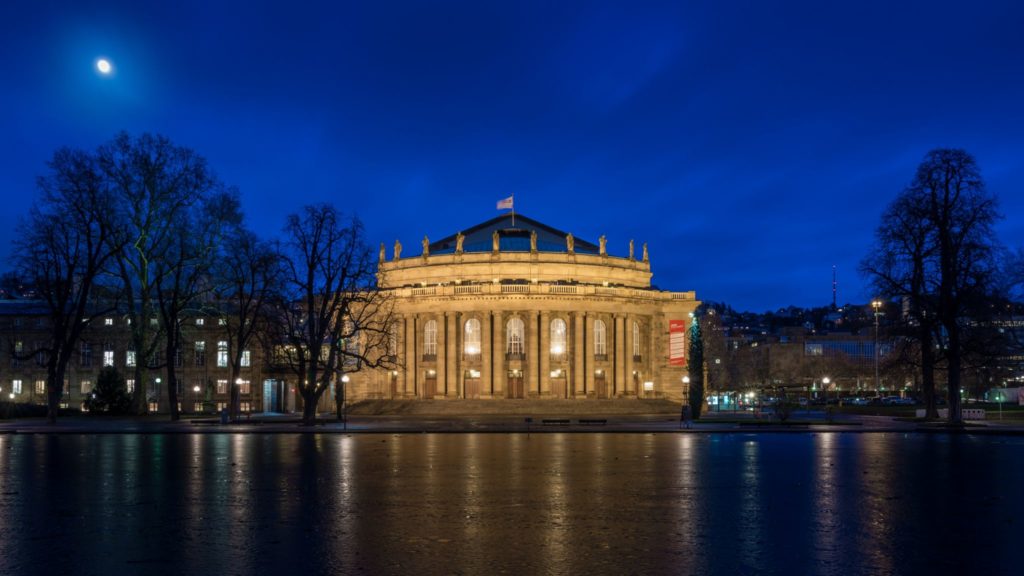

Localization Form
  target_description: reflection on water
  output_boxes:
[0,432,1020,575]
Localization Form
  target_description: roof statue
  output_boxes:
[566,232,574,254]
[394,239,402,260]
[642,242,649,263]
[492,230,500,252]
[599,235,607,256]
[422,235,429,257]
[629,239,635,261]
[379,242,386,262]
[530,230,538,253]
[455,232,464,254]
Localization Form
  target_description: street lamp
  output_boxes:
[680,376,691,429]
[871,300,884,394]
[822,376,831,405]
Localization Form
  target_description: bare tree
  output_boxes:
[213,228,283,421]
[861,191,941,417]
[98,133,219,414]
[13,147,124,423]
[863,149,1003,423]
[154,191,241,420]
[275,205,396,426]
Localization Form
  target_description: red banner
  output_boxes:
[668,319,687,366]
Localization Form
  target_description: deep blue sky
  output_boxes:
[2,1,1022,312]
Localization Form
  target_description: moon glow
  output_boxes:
[96,59,112,74]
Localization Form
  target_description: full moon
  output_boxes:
[96,59,112,74]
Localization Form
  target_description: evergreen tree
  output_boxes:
[85,367,132,415]
[687,314,705,419]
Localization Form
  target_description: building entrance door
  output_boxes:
[423,373,436,399]
[263,379,278,413]
[595,372,608,399]
[551,376,567,398]
[465,376,481,399]
[507,371,524,399]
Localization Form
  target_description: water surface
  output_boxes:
[0,432,1019,575]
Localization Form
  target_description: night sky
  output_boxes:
[2,1,1022,312]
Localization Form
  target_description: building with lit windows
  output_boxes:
[343,213,699,403]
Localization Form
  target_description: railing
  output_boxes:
[421,353,437,362]
[506,352,526,361]
[594,353,608,362]
[392,283,695,301]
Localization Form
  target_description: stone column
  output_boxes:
[493,312,505,397]
[407,315,419,398]
[446,312,458,397]
[402,314,412,397]
[481,312,492,398]
[573,313,585,398]
[539,311,551,396]
[437,315,446,398]
[615,315,626,397]
[625,315,635,396]
[585,314,595,397]
[526,311,538,397]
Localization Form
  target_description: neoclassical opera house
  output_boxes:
[348,214,699,403]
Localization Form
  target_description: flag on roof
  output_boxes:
[496,196,513,210]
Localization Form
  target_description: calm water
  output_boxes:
[0,432,1020,575]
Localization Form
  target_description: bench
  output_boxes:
[541,419,570,426]
[578,419,607,426]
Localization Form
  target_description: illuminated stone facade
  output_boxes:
[346,214,699,402]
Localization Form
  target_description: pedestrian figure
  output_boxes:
[680,404,692,429]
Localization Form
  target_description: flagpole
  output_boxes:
[511,194,515,227]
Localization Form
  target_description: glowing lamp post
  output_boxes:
[340,374,350,431]
[871,300,884,393]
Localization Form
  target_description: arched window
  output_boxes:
[633,321,641,358]
[550,318,567,359]
[594,319,607,356]
[424,319,437,356]
[507,318,525,356]
[464,318,481,356]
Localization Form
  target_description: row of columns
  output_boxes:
[397,311,652,399]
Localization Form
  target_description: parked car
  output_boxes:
[848,397,870,406]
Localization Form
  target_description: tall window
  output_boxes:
[103,342,114,367]
[424,320,438,356]
[126,348,136,367]
[80,342,92,367]
[464,319,481,356]
[632,321,641,358]
[507,318,524,356]
[594,320,607,356]
[80,379,93,394]
[194,341,206,367]
[35,379,46,395]
[216,379,228,394]
[550,318,567,359]
[217,341,228,367]
[12,379,23,394]
[241,350,251,367]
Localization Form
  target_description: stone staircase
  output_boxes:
[347,398,681,416]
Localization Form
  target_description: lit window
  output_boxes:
[217,341,228,367]
[507,318,525,355]
[240,401,251,413]
[238,380,251,394]
[464,319,481,356]
[126,350,136,367]
[13,380,23,394]
[218,318,227,326]
[424,320,437,356]
[594,320,607,356]
[104,318,113,326]
[550,318,567,357]
[148,402,159,412]
[241,350,251,367]
[195,341,206,367]
[103,350,114,367]
[126,379,135,394]
[216,379,228,394]
[35,380,46,394]
[80,380,93,394]
[195,318,204,326]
